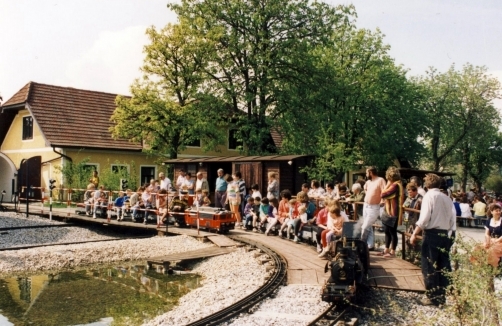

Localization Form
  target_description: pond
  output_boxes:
[0,264,201,326]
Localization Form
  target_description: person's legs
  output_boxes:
[421,231,450,304]
[390,225,398,251]
[265,218,277,235]
[361,204,380,249]
[231,204,241,224]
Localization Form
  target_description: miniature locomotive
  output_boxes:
[184,206,236,233]
[321,221,369,303]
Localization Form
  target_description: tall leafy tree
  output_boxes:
[168,0,355,154]
[110,22,226,158]
[414,64,501,172]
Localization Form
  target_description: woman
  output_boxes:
[484,203,502,267]
[184,172,195,195]
[267,172,279,200]
[225,174,242,228]
[278,189,292,226]
[264,198,280,236]
[378,166,404,258]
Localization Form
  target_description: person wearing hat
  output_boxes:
[346,183,365,219]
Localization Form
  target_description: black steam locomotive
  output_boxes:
[321,221,369,303]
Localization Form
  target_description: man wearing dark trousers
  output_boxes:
[214,169,227,208]
[410,173,456,306]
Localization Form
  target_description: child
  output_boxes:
[114,191,126,221]
[250,184,262,200]
[156,188,168,227]
[243,196,255,230]
[202,189,211,206]
[319,203,349,258]
[194,188,204,207]
[252,197,265,232]
[294,206,308,242]
[264,198,279,235]
[284,198,297,239]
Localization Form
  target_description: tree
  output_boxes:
[110,23,227,159]
[168,0,355,154]
[415,64,501,172]
[279,26,427,179]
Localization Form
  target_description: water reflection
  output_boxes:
[0,264,201,326]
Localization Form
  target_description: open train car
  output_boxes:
[184,206,236,233]
[321,221,369,303]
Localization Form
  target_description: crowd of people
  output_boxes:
[81,166,502,307]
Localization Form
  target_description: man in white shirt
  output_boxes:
[159,172,171,191]
[195,172,209,192]
[176,170,186,192]
[410,173,455,306]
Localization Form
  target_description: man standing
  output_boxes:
[195,172,209,192]
[215,169,227,208]
[410,173,455,306]
[176,170,186,192]
[360,166,386,250]
[159,172,172,191]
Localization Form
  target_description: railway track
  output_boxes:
[308,304,351,326]
[186,235,287,326]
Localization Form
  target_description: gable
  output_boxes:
[1,82,142,151]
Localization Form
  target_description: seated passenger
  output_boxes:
[292,192,316,242]
[346,183,365,219]
[84,183,95,216]
[201,189,211,207]
[281,198,297,238]
[114,191,126,221]
[308,180,326,198]
[156,188,168,227]
[264,198,280,236]
[253,197,269,232]
[131,187,144,221]
[294,206,308,243]
[169,190,189,227]
[277,190,292,233]
[313,202,330,253]
[142,187,154,224]
[243,196,255,230]
[319,201,349,258]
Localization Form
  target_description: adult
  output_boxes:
[278,189,292,226]
[410,173,455,306]
[346,183,365,219]
[403,182,423,233]
[467,188,476,203]
[176,169,187,192]
[293,191,316,241]
[472,195,487,226]
[89,170,99,188]
[195,172,209,193]
[324,183,336,200]
[214,169,227,208]
[308,180,326,198]
[184,172,195,195]
[225,174,242,227]
[459,197,472,226]
[409,176,426,197]
[360,166,386,250]
[234,171,247,214]
[159,172,172,191]
[378,167,404,258]
[267,172,279,200]
[484,203,502,267]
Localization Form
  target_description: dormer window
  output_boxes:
[22,116,33,140]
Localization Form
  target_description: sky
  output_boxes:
[1,0,501,108]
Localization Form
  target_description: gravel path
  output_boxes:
[0,211,66,228]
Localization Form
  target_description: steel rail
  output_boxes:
[186,235,287,326]
[307,304,349,326]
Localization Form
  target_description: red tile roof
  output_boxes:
[1,82,142,151]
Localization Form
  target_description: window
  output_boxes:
[140,166,156,186]
[22,116,33,140]
[187,139,201,147]
[228,129,243,150]
[111,164,129,174]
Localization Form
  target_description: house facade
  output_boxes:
[0,82,248,202]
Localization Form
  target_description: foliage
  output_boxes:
[414,64,501,175]
[110,23,227,159]
[53,157,92,190]
[485,173,502,195]
[168,0,355,155]
[98,160,138,193]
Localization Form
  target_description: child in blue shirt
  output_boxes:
[114,191,126,221]
[243,196,255,230]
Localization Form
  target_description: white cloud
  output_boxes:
[64,25,149,96]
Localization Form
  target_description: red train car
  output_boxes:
[184,207,236,233]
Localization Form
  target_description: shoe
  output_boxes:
[93,216,97,219]
[265,232,269,236]
[143,219,147,225]
[253,228,258,233]
[293,236,299,243]
[157,223,160,228]
[235,222,240,227]
[383,252,395,258]
[318,247,328,258]
[317,245,322,253]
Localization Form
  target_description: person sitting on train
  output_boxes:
[142,187,154,224]
[243,196,255,230]
[169,190,189,227]
[313,201,330,253]
[277,190,292,229]
[319,202,349,258]
[131,187,143,221]
[293,192,316,242]
[156,188,168,228]
[264,198,280,236]
[346,183,365,219]
[250,184,262,201]
[308,180,326,198]
[283,198,298,239]
[253,197,269,232]
[114,191,127,221]
[202,189,211,207]
[294,205,309,243]
[84,183,95,216]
